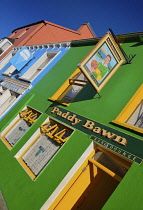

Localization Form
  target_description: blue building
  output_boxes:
[0,41,70,119]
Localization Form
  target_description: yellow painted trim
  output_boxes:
[1,117,21,149]
[19,133,41,157]
[16,133,41,180]
[57,86,76,106]
[57,85,72,101]
[112,120,143,134]
[54,129,67,140]
[20,109,32,118]
[16,119,73,180]
[79,33,124,65]
[88,158,122,182]
[1,136,13,149]
[48,143,129,209]
[41,119,73,144]
[17,157,36,180]
[48,150,96,210]
[96,146,131,169]
[1,107,40,149]
[115,84,143,121]
[48,68,81,104]
[58,83,87,106]
[112,84,143,134]
[40,121,51,132]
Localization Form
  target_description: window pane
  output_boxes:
[0,48,3,55]
[126,100,143,129]
[62,85,83,103]
[1,42,11,51]
[22,134,61,176]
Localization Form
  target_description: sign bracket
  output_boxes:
[109,28,135,64]
[97,92,101,99]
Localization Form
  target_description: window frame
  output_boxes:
[0,51,17,69]
[1,106,41,149]
[19,51,59,82]
[49,68,88,106]
[0,39,12,56]
[14,117,73,180]
[112,84,143,134]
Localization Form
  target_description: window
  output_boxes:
[0,51,17,69]
[112,84,143,134]
[1,106,41,149]
[126,100,143,129]
[15,118,73,179]
[19,51,58,82]
[91,146,131,180]
[0,77,31,119]
[2,49,33,76]
[0,39,12,56]
[0,86,20,119]
[2,65,16,76]
[49,69,88,105]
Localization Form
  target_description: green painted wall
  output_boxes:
[103,162,143,210]
[0,45,94,210]
[0,130,91,210]
[1,39,143,210]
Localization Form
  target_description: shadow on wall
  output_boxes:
[71,162,119,210]
[110,121,143,137]
[130,41,143,47]
[73,82,99,103]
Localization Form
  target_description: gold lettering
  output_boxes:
[82,120,95,130]
[51,107,59,113]
[101,129,116,139]
[57,111,62,116]
[114,136,127,146]
[67,114,76,122]
[72,118,82,125]
[93,127,101,134]
[61,112,70,119]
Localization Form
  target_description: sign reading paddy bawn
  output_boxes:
[46,106,143,164]
[78,32,125,92]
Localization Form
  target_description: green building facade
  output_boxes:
[1,31,143,210]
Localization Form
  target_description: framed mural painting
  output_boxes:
[78,32,125,92]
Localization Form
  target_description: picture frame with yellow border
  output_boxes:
[78,32,125,92]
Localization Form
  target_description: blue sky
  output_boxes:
[1,0,143,40]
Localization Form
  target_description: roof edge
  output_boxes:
[12,20,47,33]
[11,20,81,35]
[78,23,96,37]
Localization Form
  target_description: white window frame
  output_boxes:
[19,51,60,82]
[2,65,16,76]
[0,39,12,56]
[0,88,21,119]
[0,51,16,70]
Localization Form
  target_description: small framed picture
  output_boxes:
[78,32,125,92]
